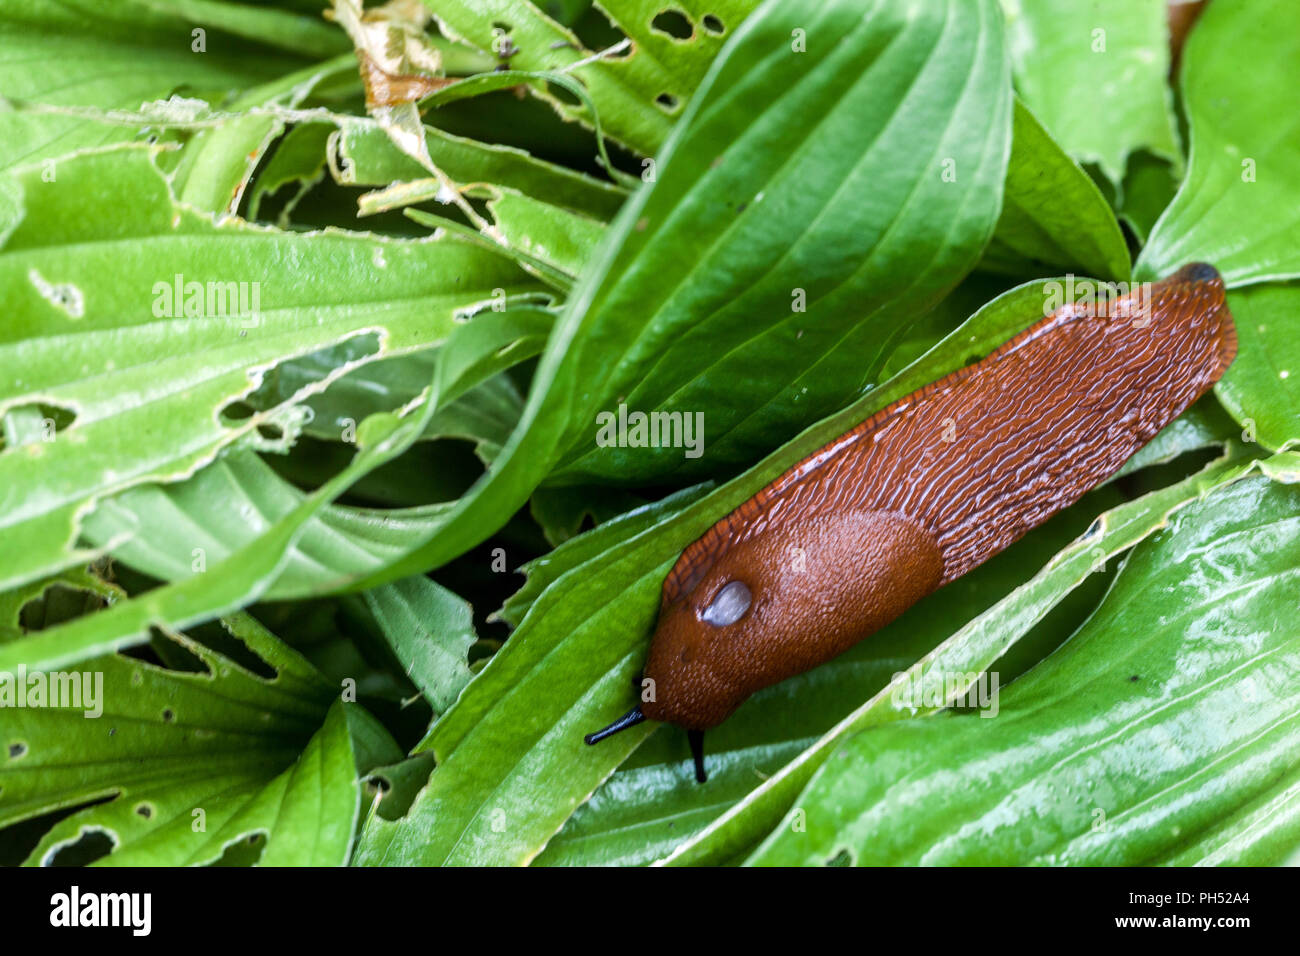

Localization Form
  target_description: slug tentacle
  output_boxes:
[583,705,645,745]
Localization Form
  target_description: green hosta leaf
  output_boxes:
[550,0,1011,484]
[171,54,355,216]
[0,0,332,171]
[0,144,541,593]
[0,271,546,675]
[981,99,1130,281]
[0,392,438,676]
[0,564,125,643]
[1001,0,1179,186]
[70,302,547,602]
[79,452,453,601]
[1116,151,1179,245]
[2,611,399,866]
[749,475,1300,866]
[1215,283,1300,453]
[334,122,626,220]
[365,0,1013,586]
[426,0,759,156]
[63,306,551,639]
[1137,0,1300,286]
[362,576,476,715]
[498,483,712,629]
[247,122,334,224]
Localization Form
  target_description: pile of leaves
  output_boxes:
[1,0,1297,867]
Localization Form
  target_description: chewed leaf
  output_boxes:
[332,121,625,219]
[363,576,477,715]
[3,610,399,867]
[0,144,542,593]
[0,0,339,172]
[78,452,454,603]
[1001,0,1180,186]
[429,0,760,155]
[1136,0,1300,286]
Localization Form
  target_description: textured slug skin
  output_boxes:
[641,263,1238,731]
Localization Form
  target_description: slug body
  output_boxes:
[586,264,1236,775]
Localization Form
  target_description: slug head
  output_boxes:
[640,508,944,730]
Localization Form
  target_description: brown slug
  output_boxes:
[585,263,1237,781]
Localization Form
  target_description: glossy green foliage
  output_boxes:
[1138,0,1300,286]
[2,0,1297,870]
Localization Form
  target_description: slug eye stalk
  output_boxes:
[583,705,645,745]
[584,705,710,783]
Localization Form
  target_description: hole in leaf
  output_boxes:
[367,753,438,822]
[19,582,111,631]
[226,332,383,428]
[27,268,84,318]
[655,92,680,112]
[701,14,725,34]
[7,742,26,759]
[135,804,153,819]
[826,849,853,867]
[651,9,694,40]
[162,708,175,722]
[46,828,115,867]
[118,632,171,669]
[210,618,279,681]
[1,401,77,449]
[0,795,117,866]
[220,400,256,424]
[566,1,625,46]
[546,80,583,107]
[117,626,211,676]
[208,832,267,866]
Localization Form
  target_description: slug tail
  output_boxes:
[1174,261,1237,380]
[1214,303,1238,380]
